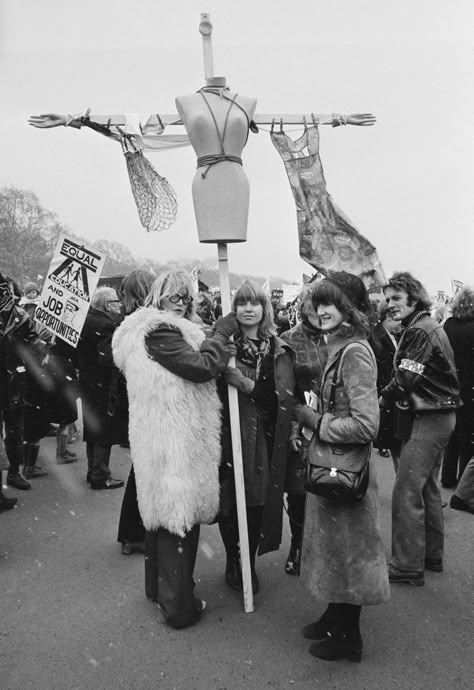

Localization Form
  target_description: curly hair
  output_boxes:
[451,285,474,322]
[119,270,156,315]
[310,279,371,338]
[386,271,432,310]
[232,280,276,338]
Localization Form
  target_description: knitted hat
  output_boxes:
[24,281,40,295]
[324,271,371,314]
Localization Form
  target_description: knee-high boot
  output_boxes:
[246,506,264,594]
[308,603,363,662]
[219,516,242,590]
[285,493,305,575]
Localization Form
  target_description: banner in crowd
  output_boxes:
[34,235,105,347]
[270,125,386,290]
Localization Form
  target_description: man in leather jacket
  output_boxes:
[381,272,460,586]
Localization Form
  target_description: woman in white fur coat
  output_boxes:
[112,270,238,629]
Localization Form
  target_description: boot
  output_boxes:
[219,518,242,590]
[308,604,363,662]
[56,434,76,464]
[24,444,48,479]
[302,604,338,640]
[0,473,18,511]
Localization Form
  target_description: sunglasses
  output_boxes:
[168,293,193,305]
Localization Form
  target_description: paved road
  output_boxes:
[1,436,472,689]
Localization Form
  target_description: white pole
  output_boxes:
[218,243,254,613]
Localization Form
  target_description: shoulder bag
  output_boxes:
[304,343,371,503]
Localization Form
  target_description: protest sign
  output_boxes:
[34,235,105,347]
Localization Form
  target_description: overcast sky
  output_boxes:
[1,0,472,294]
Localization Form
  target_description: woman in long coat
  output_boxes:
[219,281,295,594]
[295,272,390,662]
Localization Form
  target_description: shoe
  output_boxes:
[63,448,77,460]
[302,608,334,640]
[24,466,48,479]
[6,473,31,490]
[90,478,124,490]
[121,540,146,555]
[285,540,301,576]
[56,453,75,465]
[225,557,242,590]
[450,495,474,514]
[309,630,363,662]
[388,564,425,586]
[379,449,390,458]
[0,494,18,511]
[425,558,443,573]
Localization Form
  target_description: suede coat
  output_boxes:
[112,308,222,536]
[301,331,390,606]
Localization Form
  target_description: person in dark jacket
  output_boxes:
[441,285,474,487]
[0,273,47,490]
[369,301,401,458]
[381,272,460,586]
[218,281,295,594]
[116,269,156,555]
[280,284,327,576]
[76,286,126,490]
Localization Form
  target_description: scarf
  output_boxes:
[234,330,272,379]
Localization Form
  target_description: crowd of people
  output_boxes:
[1,266,473,662]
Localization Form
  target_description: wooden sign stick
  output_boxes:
[198,12,254,614]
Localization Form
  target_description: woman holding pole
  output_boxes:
[112,269,238,629]
[218,281,295,594]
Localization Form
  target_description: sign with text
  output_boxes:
[34,235,105,347]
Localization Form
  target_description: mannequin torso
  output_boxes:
[176,84,257,243]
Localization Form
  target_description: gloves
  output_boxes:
[295,403,322,432]
[224,366,255,395]
[213,312,239,341]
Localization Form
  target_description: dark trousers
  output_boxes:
[117,466,145,544]
[219,505,264,569]
[286,493,306,546]
[3,408,24,475]
[441,404,473,485]
[86,442,111,483]
[144,525,202,629]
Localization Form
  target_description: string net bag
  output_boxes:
[123,146,177,232]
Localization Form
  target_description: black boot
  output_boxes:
[0,473,18,511]
[308,604,363,662]
[219,518,242,590]
[285,493,305,575]
[302,604,338,640]
[24,444,48,479]
[285,537,301,576]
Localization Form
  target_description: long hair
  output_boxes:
[119,270,156,315]
[386,271,432,310]
[145,270,196,319]
[451,285,474,322]
[231,281,276,338]
[310,279,371,338]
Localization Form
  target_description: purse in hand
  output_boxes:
[304,343,371,503]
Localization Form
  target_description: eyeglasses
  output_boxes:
[107,300,122,305]
[168,293,193,305]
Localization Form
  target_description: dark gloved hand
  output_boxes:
[295,403,322,432]
[224,366,255,395]
[213,312,239,344]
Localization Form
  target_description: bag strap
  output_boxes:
[324,341,375,413]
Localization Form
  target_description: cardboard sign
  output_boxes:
[34,235,105,347]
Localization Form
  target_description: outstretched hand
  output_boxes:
[28,113,66,128]
[346,113,376,127]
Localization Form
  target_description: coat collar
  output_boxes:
[324,330,368,371]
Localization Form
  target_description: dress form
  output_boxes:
[176,77,257,243]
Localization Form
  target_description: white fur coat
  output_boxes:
[112,308,222,535]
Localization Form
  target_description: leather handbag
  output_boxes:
[304,343,371,503]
